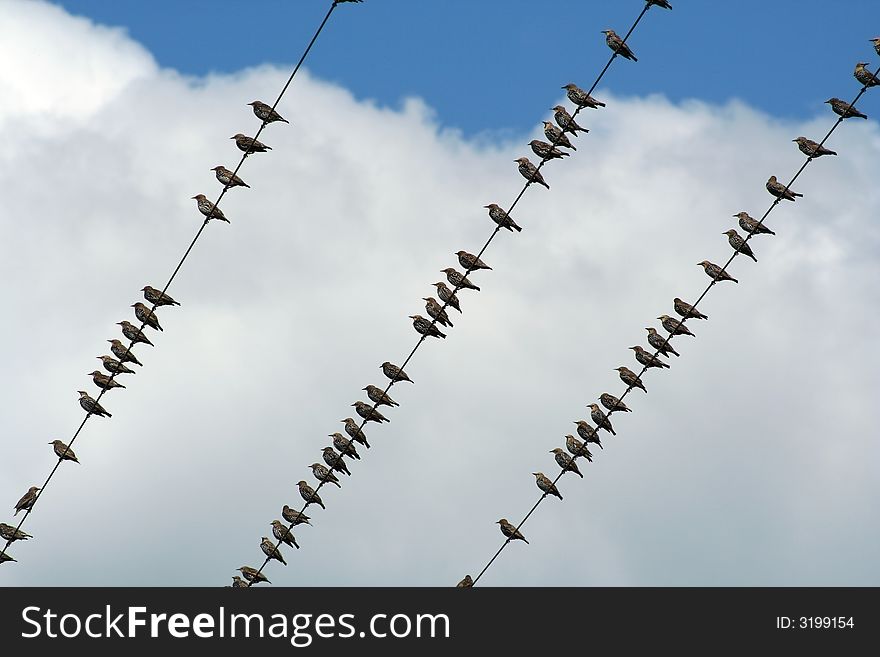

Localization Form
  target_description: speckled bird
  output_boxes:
[871,38,880,57]
[118,320,154,346]
[456,250,492,272]
[646,327,679,358]
[260,537,287,565]
[658,314,695,337]
[565,434,594,462]
[723,229,757,262]
[342,417,371,447]
[673,298,708,321]
[854,62,880,88]
[271,520,300,549]
[551,105,588,135]
[97,355,135,376]
[551,447,583,478]
[231,575,249,588]
[353,400,389,423]
[602,29,637,61]
[363,384,399,408]
[614,366,647,394]
[142,285,180,307]
[733,212,775,237]
[484,203,522,233]
[297,480,325,510]
[88,370,125,391]
[766,175,803,202]
[238,566,271,585]
[456,575,474,588]
[515,157,550,189]
[698,260,738,284]
[533,472,563,499]
[442,267,481,291]
[825,98,867,120]
[322,447,351,476]
[0,523,32,542]
[629,346,670,370]
[0,552,16,565]
[793,137,836,158]
[331,432,361,460]
[49,439,79,463]
[497,518,529,544]
[423,297,453,328]
[574,420,604,449]
[282,505,312,526]
[410,314,446,339]
[600,392,632,413]
[433,282,463,313]
[248,100,289,124]
[588,404,616,436]
[309,462,341,489]
[108,339,142,366]
[211,165,250,189]
[529,139,570,161]
[78,390,111,417]
[542,121,576,151]
[14,486,40,516]
[381,361,413,384]
[231,133,271,153]
[191,194,229,222]
[133,302,162,331]
[562,83,605,109]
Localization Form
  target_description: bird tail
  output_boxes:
[541,181,550,190]
[523,537,530,544]
[242,182,252,188]
[596,100,607,107]
[105,410,112,418]
[512,221,523,233]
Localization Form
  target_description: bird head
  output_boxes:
[309,463,320,470]
[496,519,506,525]
[562,83,575,90]
[856,62,869,68]
[528,139,540,147]
[627,347,639,352]
[723,229,735,236]
[483,203,499,211]
[697,260,710,267]
[550,448,562,454]
[550,105,565,112]
[231,134,245,139]
[823,98,835,104]
[296,481,307,487]
[645,327,656,334]
[87,370,102,376]
[247,101,260,106]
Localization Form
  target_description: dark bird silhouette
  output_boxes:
[133,302,162,331]
[410,314,446,339]
[648,0,672,8]
[322,446,351,476]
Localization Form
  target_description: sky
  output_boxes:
[1,0,878,587]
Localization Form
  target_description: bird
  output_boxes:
[410,314,446,339]
[238,566,271,585]
[854,62,880,88]
[792,137,836,158]
[342,417,371,447]
[309,463,341,489]
[433,282,463,313]
[260,537,287,565]
[456,250,492,272]
[191,194,229,222]
[551,105,588,135]
[551,447,584,478]
[588,404,616,435]
[141,285,180,307]
[600,392,632,413]
[97,355,135,376]
[574,420,604,449]
[132,302,162,331]
[497,518,528,544]
[871,37,880,57]
[211,165,250,189]
[456,575,474,588]
[14,486,40,516]
[108,339,142,366]
[602,29,637,61]
[542,121,576,151]
[231,575,249,588]
[562,83,605,109]
[565,434,594,462]
[484,203,522,233]
[723,229,758,262]
[515,157,550,189]
[330,432,361,460]
[231,133,271,153]
[271,520,300,549]
[658,314,695,337]
[698,260,738,284]
[673,297,708,320]
[363,384,399,407]
[646,327,680,358]
[533,472,563,499]
[0,552,16,565]
[282,505,312,526]
[648,0,673,8]
[88,370,126,391]
[297,480,325,510]
[78,391,111,417]
[0,523,32,542]
[629,346,670,370]
[381,361,413,384]
[733,212,775,237]
[614,366,647,394]
[49,439,79,463]
[322,447,351,476]
[442,267,481,291]
[423,297,454,328]
[352,400,389,424]
[825,97,867,120]
[766,175,803,202]
[248,100,289,124]
[529,139,570,161]
[118,321,154,346]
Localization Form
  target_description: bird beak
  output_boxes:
[190,196,197,199]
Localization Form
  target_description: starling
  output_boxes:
[132,302,162,331]
[529,139,570,161]
[271,520,300,549]
[381,361,413,384]
[142,285,180,307]
[824,98,867,120]
[78,390,111,417]
[0,523,32,542]
[410,314,446,339]
[574,420,604,449]
[363,384,399,407]
[551,447,583,478]
[871,38,880,57]
[602,29,637,61]
[483,203,523,233]
[629,346,670,370]
[565,433,594,462]
[433,282,463,313]
[342,417,371,448]
[673,297,708,320]
[733,212,775,237]
[646,327,680,358]
[792,137,837,158]
[533,472,563,499]
[456,575,474,588]
[854,62,880,88]
[614,366,647,394]
[441,267,481,292]
[0,552,15,565]
[423,297,454,328]
[49,439,79,463]
[248,100,289,124]
[330,432,361,460]
[514,157,550,189]
[648,0,673,8]
[297,480,325,510]
[231,133,271,153]
[118,321,154,346]
[697,260,738,284]
[456,250,492,272]
[551,105,588,135]
[231,575,249,588]
[14,486,40,516]
[658,314,695,337]
[108,339,142,366]
[723,229,758,262]
[260,536,287,565]
[600,392,632,413]
[766,175,803,202]
[497,518,528,544]
[542,121,576,151]
[238,566,271,585]
[89,370,125,391]
[282,505,312,526]
[588,404,616,436]
[322,446,351,476]
[211,165,250,189]
[309,462,341,489]
[97,355,135,376]
[191,194,229,222]
[562,83,605,109]
[352,401,390,424]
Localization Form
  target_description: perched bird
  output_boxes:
[132,302,162,331]
[363,384,399,407]
[88,370,126,391]
[871,37,880,57]
[238,566,271,585]
[723,229,758,262]
[588,404,616,436]
[14,486,40,516]
[381,361,413,384]
[410,314,446,339]
[853,62,880,88]
[248,100,289,124]
[322,446,351,476]
[352,401,389,424]
[565,434,594,462]
[423,297,454,328]
[766,175,803,202]
[497,518,529,544]
[271,520,300,549]
[515,157,550,189]
[614,366,647,394]
[0,523,32,542]
[551,447,584,478]
[648,0,672,8]
[330,432,361,460]
[231,576,249,588]
[118,321,154,346]
[309,462,341,489]
[533,472,563,500]
[673,297,708,321]
[456,250,492,272]
[792,137,836,158]
[600,392,632,413]
[49,439,79,463]
[484,203,522,233]
[697,260,738,284]
[108,339,142,366]
[658,314,695,337]
[733,212,775,237]
[97,355,135,376]
[211,165,250,189]
[562,83,605,109]
[297,480,325,510]
[433,282,463,313]
[456,575,474,588]
[542,121,576,151]
[282,505,312,527]
[442,267,481,291]
[629,346,670,370]
[191,194,229,222]
[231,133,271,153]
[142,285,180,307]
[646,327,680,358]
[0,552,16,565]
[529,139,570,161]
[574,420,604,449]
[260,536,287,565]
[602,29,637,61]
[825,98,867,120]
[78,391,111,417]
[342,417,371,448]
[551,105,588,135]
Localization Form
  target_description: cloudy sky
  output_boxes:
[1,0,878,587]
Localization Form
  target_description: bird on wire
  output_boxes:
[322,447,351,476]
[734,212,775,237]
[231,576,249,588]
[562,83,605,109]
[0,523,32,542]
[363,384,399,407]
[574,420,604,449]
[766,175,803,202]
[853,62,880,88]
[659,314,695,337]
[423,297,454,328]
[723,229,758,262]
[588,404,616,436]
[542,121,577,151]
[108,339,142,366]
[97,355,135,376]
[792,137,836,158]
[271,520,300,549]
[14,486,40,516]
[433,282,463,313]
[330,432,361,460]
[515,157,550,189]
[132,302,162,331]
[533,472,563,500]
[614,366,647,394]
[309,463,341,489]
[342,417,371,447]
[88,370,126,391]
[629,346,670,371]
[191,194,229,223]
[248,100,289,124]
[600,392,632,413]
[456,575,474,588]
[529,139,569,161]
[352,401,389,424]
[410,314,446,339]
[456,250,492,272]
[49,439,79,463]
[552,105,588,135]
[484,203,523,233]
[602,29,637,61]
[646,327,679,358]
[442,267,481,292]
[211,165,250,189]
[497,518,529,544]
[824,98,867,120]
[231,133,271,154]
[697,260,738,284]
[260,536,287,565]
[565,434,594,462]
[142,285,180,307]
[238,566,271,585]
[282,505,312,527]
[551,447,584,478]
[118,320,154,346]
[297,480,325,510]
[78,390,111,417]
[381,361,413,384]
[673,297,708,320]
